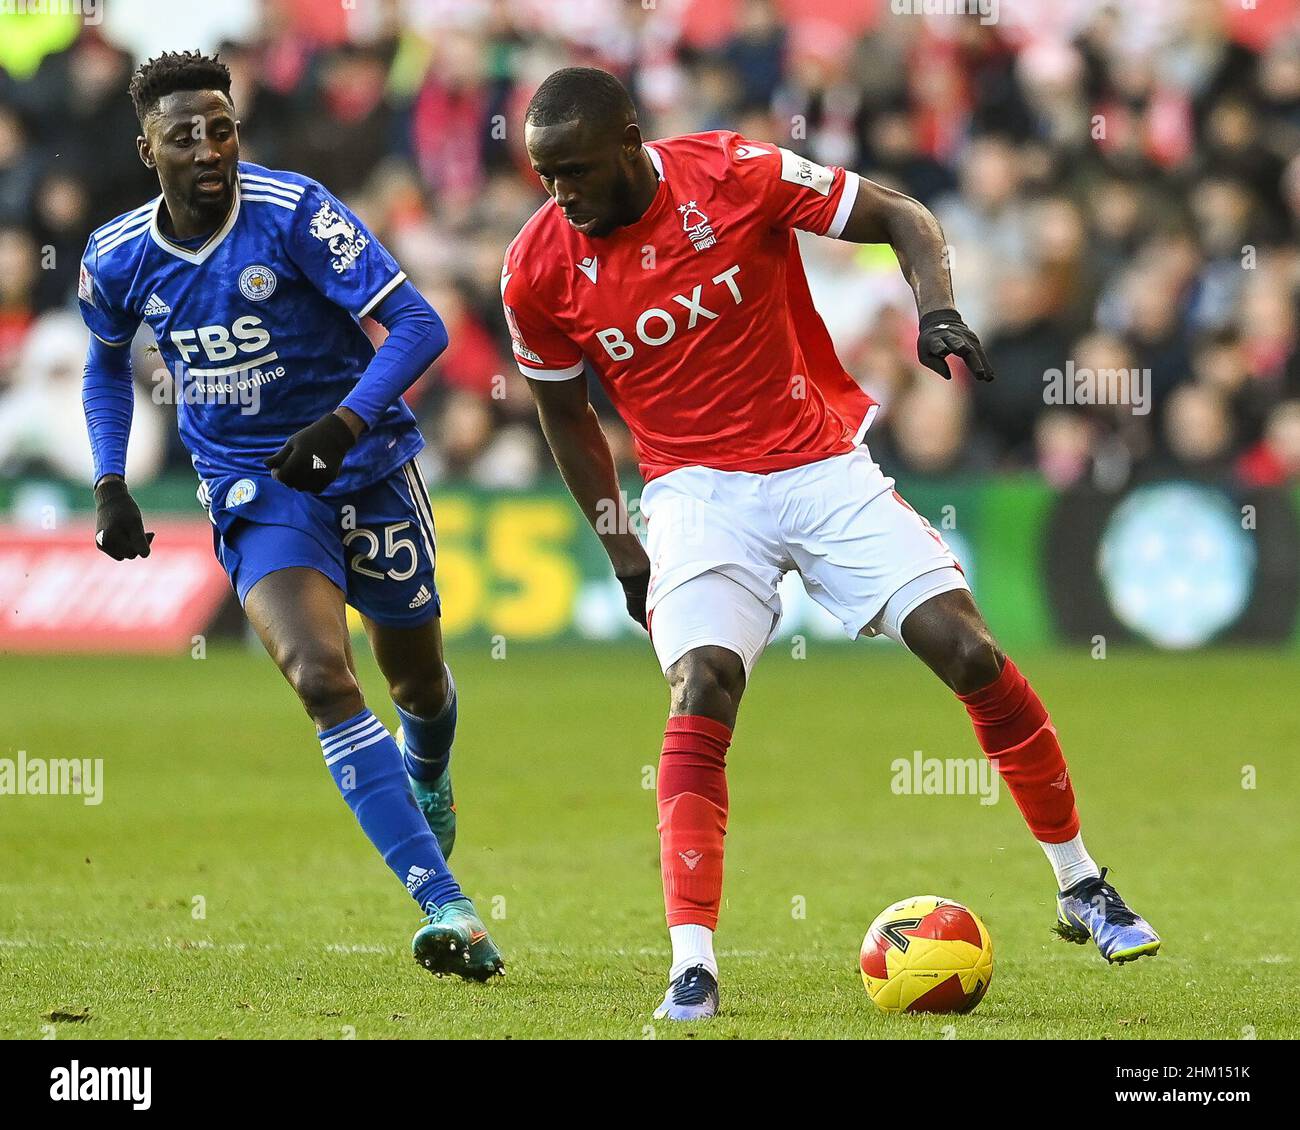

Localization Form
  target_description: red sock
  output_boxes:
[657,714,730,930]
[958,658,1080,844]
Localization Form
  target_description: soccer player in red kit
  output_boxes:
[504,68,1160,1020]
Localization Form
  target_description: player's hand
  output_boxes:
[617,566,651,630]
[93,476,154,560]
[264,412,357,493]
[917,308,994,382]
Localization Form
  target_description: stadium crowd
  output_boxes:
[1,0,1299,492]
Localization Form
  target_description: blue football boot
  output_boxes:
[412,898,504,982]
[653,965,720,1021]
[1055,867,1161,964]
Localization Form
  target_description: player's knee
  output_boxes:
[389,665,450,718]
[286,652,363,726]
[946,629,1003,696]
[667,647,746,721]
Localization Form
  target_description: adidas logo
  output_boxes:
[408,584,432,610]
[142,292,171,318]
[1050,770,1071,791]
[678,849,703,872]
[576,255,598,284]
[311,455,327,470]
[405,865,434,893]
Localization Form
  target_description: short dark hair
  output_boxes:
[525,67,636,134]
[129,50,232,126]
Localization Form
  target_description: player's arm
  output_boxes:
[836,175,994,382]
[78,239,153,560]
[503,252,649,624]
[274,181,449,491]
[527,374,651,627]
[264,280,448,492]
[82,334,154,560]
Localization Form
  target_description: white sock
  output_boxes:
[1040,832,1100,891]
[668,924,717,981]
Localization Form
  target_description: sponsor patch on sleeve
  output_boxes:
[78,262,95,306]
[778,147,834,196]
[504,305,544,364]
[308,200,368,273]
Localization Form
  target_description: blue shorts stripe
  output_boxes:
[401,462,437,566]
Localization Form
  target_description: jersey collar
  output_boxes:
[149,181,242,265]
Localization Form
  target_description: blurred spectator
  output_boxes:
[0,0,1296,492]
[0,105,39,226]
[0,311,164,482]
[30,171,90,313]
[1239,400,1300,486]
[1155,382,1236,480]
[979,269,1072,458]
[1034,409,1098,490]
[1191,327,1273,449]
[0,225,39,378]
[722,0,786,112]
[877,376,992,480]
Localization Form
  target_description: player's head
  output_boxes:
[130,50,239,216]
[524,67,644,238]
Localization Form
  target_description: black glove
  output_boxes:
[94,477,154,560]
[264,412,356,493]
[617,566,650,629]
[917,307,995,382]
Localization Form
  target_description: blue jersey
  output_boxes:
[77,162,423,496]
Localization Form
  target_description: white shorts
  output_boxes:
[641,447,969,675]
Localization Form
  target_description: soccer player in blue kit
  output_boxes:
[78,51,504,982]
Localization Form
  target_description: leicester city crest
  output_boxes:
[225,478,257,508]
[239,265,277,302]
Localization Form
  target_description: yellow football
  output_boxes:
[860,895,994,1014]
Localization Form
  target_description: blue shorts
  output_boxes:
[201,460,441,628]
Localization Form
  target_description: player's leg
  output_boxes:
[894,583,1082,846]
[636,465,785,1019]
[648,571,780,1020]
[780,448,1159,964]
[892,586,1160,963]
[336,461,502,978]
[354,463,459,857]
[362,615,458,859]
[780,448,1082,864]
[241,566,501,978]
[243,566,365,728]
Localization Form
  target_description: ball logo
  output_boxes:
[225,479,257,508]
[238,265,277,302]
[877,917,924,952]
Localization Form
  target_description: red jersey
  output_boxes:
[502,131,878,481]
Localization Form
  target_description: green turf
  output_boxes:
[1,642,1297,1039]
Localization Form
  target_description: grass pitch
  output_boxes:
[1,642,1297,1039]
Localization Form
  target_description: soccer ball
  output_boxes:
[859,895,993,1014]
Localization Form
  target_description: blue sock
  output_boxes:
[319,709,462,912]
[396,666,456,782]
